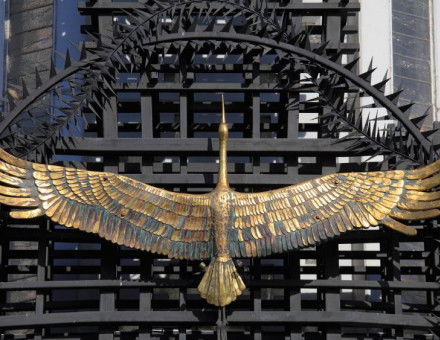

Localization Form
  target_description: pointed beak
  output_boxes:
[221,94,226,124]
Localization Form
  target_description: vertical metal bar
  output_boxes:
[287,91,299,184]
[101,49,118,338]
[103,96,118,139]
[318,155,341,340]
[139,253,152,340]
[392,234,403,340]
[286,252,301,340]
[252,92,260,139]
[99,242,118,340]
[180,93,188,179]
[287,92,299,139]
[322,243,341,340]
[178,261,189,340]
[142,93,154,186]
[252,93,261,178]
[142,94,154,139]
[35,219,49,339]
[325,7,341,51]
[180,93,188,139]
[252,258,261,340]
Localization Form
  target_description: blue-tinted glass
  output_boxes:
[54,1,88,159]
[54,0,88,65]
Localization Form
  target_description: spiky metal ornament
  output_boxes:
[1,0,437,166]
[0,96,439,306]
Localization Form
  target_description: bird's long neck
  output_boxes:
[217,95,229,189]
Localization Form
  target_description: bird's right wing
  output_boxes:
[0,149,214,260]
[227,161,440,258]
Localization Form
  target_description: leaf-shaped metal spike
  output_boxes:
[313,41,329,55]
[153,1,167,11]
[50,58,57,77]
[204,18,216,32]
[80,42,87,60]
[373,77,390,92]
[410,114,429,128]
[300,31,311,50]
[171,13,181,33]
[64,49,72,69]
[422,128,439,138]
[329,50,344,62]
[344,57,360,71]
[371,114,378,137]
[21,79,29,99]
[187,14,199,32]
[359,67,376,82]
[386,89,404,104]
[35,68,42,88]
[219,18,233,33]
[399,102,414,113]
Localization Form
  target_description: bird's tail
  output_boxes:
[198,256,245,307]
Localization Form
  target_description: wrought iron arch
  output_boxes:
[0,0,436,165]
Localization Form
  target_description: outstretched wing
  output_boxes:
[228,161,440,257]
[0,149,213,260]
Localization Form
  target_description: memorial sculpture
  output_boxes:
[0,96,439,307]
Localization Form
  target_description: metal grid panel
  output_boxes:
[0,1,438,339]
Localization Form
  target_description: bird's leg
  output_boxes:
[216,307,227,340]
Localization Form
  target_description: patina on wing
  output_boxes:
[0,149,213,260]
[228,163,440,258]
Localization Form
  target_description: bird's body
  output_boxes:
[210,187,232,260]
[197,103,247,306]
[0,96,440,306]
[199,188,245,306]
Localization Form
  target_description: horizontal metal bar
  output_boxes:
[56,137,365,154]
[0,279,437,291]
[5,248,430,261]
[112,77,358,92]
[1,228,423,244]
[227,311,436,328]
[3,265,426,277]
[78,2,361,12]
[0,310,433,330]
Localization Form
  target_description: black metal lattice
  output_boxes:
[0,1,439,339]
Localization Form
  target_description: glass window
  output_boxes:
[54,0,88,65]
[392,0,432,119]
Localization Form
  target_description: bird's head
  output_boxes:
[219,94,228,142]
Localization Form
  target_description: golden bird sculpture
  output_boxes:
[0,95,440,307]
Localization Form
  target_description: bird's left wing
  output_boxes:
[0,149,213,260]
[228,161,440,258]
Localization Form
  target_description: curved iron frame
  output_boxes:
[0,0,434,162]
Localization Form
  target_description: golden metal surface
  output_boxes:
[1,98,440,306]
